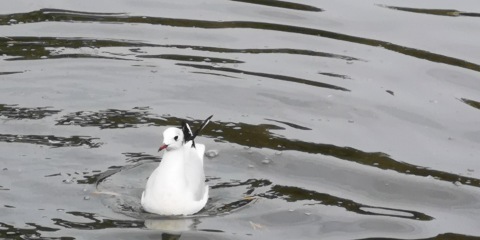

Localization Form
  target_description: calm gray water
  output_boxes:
[1,0,480,239]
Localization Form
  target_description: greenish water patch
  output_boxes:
[0,36,151,61]
[0,71,24,75]
[1,36,361,62]
[380,5,480,18]
[0,104,61,119]
[318,72,352,80]
[56,108,156,129]
[137,54,244,64]
[0,134,102,148]
[360,232,480,240]
[460,98,480,110]
[158,45,362,61]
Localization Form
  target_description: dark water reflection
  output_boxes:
[0,71,24,76]
[0,104,60,119]
[461,98,480,111]
[138,54,245,64]
[0,222,61,240]
[52,211,144,230]
[0,133,102,148]
[360,233,480,240]
[230,0,323,12]
[381,5,480,18]
[0,36,363,62]
[260,185,432,221]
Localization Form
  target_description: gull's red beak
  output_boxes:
[158,144,168,152]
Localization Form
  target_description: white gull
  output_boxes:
[141,115,212,216]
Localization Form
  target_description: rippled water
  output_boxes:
[1,0,480,239]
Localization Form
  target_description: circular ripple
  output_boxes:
[95,161,256,220]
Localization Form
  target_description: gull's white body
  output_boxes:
[141,128,209,216]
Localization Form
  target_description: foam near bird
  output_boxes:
[141,115,213,216]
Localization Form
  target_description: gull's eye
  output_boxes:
[174,136,178,141]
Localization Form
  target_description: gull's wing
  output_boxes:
[183,145,206,201]
[192,115,213,140]
[182,121,194,142]
[181,115,213,149]
[195,143,205,164]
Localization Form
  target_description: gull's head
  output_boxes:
[158,127,184,151]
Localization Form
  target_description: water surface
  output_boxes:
[1,0,480,239]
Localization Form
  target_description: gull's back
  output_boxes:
[183,141,207,201]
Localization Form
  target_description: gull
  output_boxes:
[141,115,213,216]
